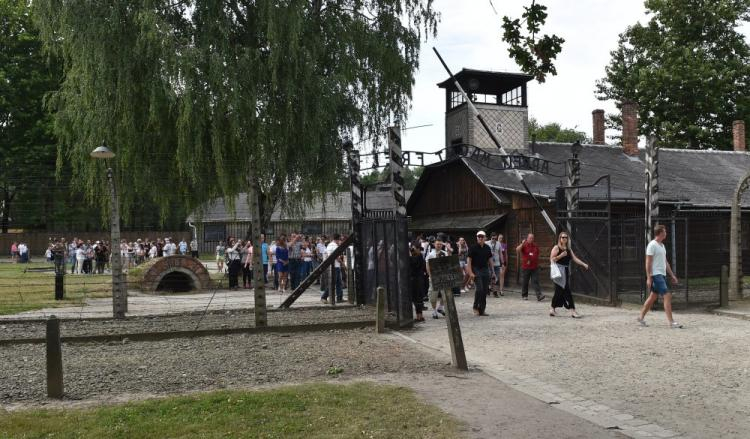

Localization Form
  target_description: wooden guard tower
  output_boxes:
[438,69,533,154]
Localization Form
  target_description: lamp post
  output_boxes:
[90,144,127,319]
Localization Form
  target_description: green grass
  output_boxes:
[0,383,463,439]
[0,263,113,315]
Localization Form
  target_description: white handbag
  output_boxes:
[550,263,562,282]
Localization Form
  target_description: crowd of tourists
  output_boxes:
[216,232,349,303]
[10,237,199,274]
[409,230,590,322]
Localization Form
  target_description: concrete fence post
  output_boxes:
[46,315,64,399]
[720,265,729,308]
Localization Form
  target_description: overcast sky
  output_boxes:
[399,0,749,163]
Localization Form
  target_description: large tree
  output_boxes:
[596,0,750,150]
[33,0,438,229]
[0,0,60,232]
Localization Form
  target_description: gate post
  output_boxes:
[343,139,365,305]
[730,171,750,301]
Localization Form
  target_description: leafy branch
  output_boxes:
[501,1,564,82]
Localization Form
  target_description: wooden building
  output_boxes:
[407,69,750,303]
[188,188,410,254]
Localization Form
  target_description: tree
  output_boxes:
[500,0,564,83]
[33,1,438,231]
[0,0,60,232]
[528,118,590,143]
[596,0,750,150]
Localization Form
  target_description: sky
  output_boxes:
[398,0,749,164]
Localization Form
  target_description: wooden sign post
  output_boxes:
[428,255,467,371]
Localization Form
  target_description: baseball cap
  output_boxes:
[476,231,486,237]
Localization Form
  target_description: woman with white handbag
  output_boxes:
[549,232,589,318]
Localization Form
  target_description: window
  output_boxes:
[302,222,323,235]
[204,224,226,242]
[501,86,523,106]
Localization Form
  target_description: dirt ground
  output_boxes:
[0,323,624,439]
[401,292,750,439]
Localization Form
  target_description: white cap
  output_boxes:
[476,231,486,237]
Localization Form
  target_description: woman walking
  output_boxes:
[549,232,589,318]
[275,236,289,293]
[242,241,253,288]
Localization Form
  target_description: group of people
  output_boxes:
[216,233,348,302]
[8,241,30,263]
[409,223,682,328]
[28,236,199,274]
[408,229,590,321]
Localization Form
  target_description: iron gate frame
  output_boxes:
[555,175,615,304]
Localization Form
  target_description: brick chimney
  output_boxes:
[592,109,605,145]
[621,101,639,156]
[733,120,746,152]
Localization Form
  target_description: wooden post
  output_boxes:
[442,288,468,371]
[720,265,729,308]
[46,315,64,399]
[376,286,385,333]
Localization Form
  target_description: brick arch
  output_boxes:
[136,255,211,293]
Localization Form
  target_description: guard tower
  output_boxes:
[438,69,533,154]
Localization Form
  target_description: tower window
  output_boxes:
[501,86,523,106]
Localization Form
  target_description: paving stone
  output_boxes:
[590,404,610,412]
[623,419,651,427]
[633,431,654,437]
[614,413,635,421]
[654,430,679,438]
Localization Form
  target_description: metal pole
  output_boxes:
[107,168,127,319]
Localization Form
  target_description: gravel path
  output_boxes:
[0,327,447,405]
[0,307,371,341]
[401,292,750,439]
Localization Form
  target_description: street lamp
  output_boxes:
[90,143,127,319]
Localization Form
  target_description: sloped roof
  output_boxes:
[188,190,412,223]
[416,142,750,208]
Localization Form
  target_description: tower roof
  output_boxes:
[437,68,533,95]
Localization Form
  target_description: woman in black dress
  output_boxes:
[549,232,589,318]
[409,244,427,322]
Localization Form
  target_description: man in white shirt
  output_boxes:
[638,224,682,328]
[321,234,343,303]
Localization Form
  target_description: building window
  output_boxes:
[204,224,226,242]
[302,222,323,235]
[501,86,523,106]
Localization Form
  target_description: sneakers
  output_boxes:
[670,322,684,329]
[460,289,467,294]
[492,292,499,298]
[522,296,528,301]
[320,299,328,304]
[636,317,648,327]
[432,312,439,319]
[437,308,446,316]
[537,295,546,302]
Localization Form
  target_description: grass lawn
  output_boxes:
[0,263,112,315]
[0,383,463,439]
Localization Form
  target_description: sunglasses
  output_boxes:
[561,236,569,239]
[476,236,486,239]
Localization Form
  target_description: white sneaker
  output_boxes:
[670,322,684,329]
[637,317,648,327]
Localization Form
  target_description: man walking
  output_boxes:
[288,233,303,290]
[638,224,683,328]
[467,231,495,316]
[489,233,503,297]
[516,233,545,301]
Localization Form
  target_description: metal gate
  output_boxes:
[556,176,615,304]
[359,216,412,327]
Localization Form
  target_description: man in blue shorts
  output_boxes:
[638,224,683,328]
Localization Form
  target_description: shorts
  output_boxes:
[459,261,466,268]
[651,274,669,295]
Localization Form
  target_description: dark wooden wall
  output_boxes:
[410,161,498,216]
